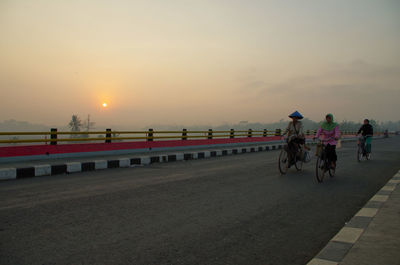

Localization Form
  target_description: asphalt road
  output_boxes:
[1,137,399,265]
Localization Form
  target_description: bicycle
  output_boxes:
[357,135,372,162]
[278,138,303,175]
[315,138,336,183]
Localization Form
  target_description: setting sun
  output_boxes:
[102,103,108,108]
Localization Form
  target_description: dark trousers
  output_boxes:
[288,138,305,162]
[325,144,337,163]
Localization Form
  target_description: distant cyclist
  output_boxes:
[314,114,340,169]
[357,119,373,155]
[282,111,305,166]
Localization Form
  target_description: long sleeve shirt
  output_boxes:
[357,124,373,136]
[315,126,340,146]
[283,121,304,141]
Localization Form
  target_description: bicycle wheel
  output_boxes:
[357,145,363,162]
[278,149,289,175]
[315,157,325,182]
[294,153,303,171]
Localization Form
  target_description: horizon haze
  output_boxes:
[1,0,399,128]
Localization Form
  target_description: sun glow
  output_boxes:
[102,102,108,108]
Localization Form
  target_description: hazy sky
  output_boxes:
[1,0,399,128]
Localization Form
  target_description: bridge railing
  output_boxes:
[0,128,366,146]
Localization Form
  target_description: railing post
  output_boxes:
[105,128,112,143]
[275,128,281,136]
[148,128,154,141]
[230,129,235,139]
[182,129,187,140]
[263,129,267,137]
[208,129,213,139]
[248,128,252,138]
[50,128,57,145]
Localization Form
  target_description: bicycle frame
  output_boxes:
[314,138,336,182]
[279,139,304,174]
[357,135,372,161]
[358,137,366,152]
[315,138,334,159]
[317,144,330,166]
[359,135,372,150]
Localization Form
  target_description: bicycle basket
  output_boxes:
[315,143,323,157]
[303,151,311,163]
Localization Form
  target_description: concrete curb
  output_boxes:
[307,169,400,265]
[0,168,17,180]
[0,143,285,181]
[0,137,364,182]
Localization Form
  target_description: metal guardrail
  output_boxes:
[0,128,364,145]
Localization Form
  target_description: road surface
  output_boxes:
[1,137,399,265]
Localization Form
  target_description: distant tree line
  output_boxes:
[143,118,400,133]
[1,116,399,140]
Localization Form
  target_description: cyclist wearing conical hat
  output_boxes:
[282,111,305,166]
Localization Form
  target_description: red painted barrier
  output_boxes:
[0,136,281,158]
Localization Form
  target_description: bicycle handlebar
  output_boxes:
[358,135,372,140]
[313,137,337,143]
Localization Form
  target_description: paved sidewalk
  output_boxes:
[341,172,400,265]
[308,170,400,265]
